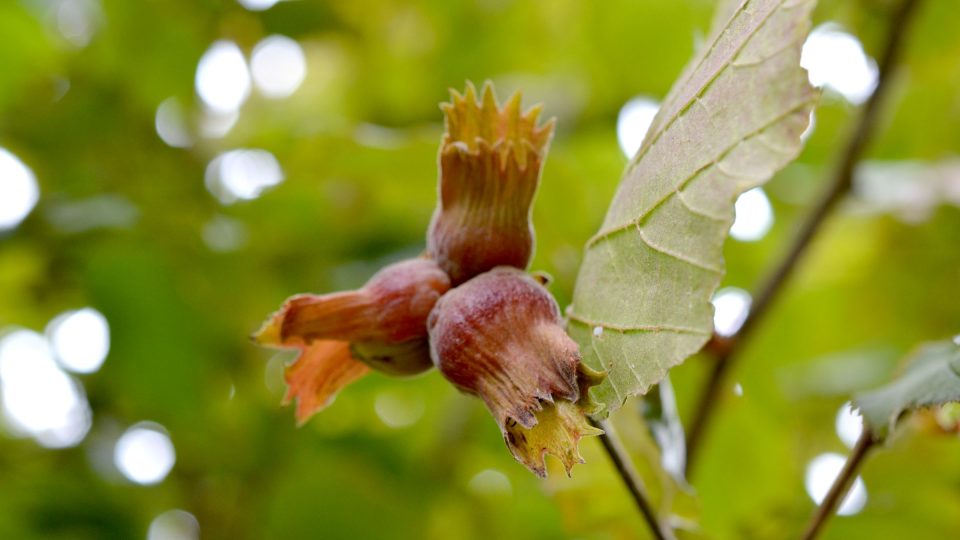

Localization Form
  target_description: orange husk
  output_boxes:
[282,340,371,425]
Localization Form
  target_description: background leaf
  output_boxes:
[569,0,818,412]
[854,339,960,439]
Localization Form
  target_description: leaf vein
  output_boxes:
[568,316,710,336]
[635,225,724,273]
[730,33,805,68]
[587,98,813,248]
[675,189,728,222]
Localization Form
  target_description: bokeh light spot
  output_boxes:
[712,287,751,337]
[148,510,200,540]
[155,98,193,148]
[616,96,659,158]
[0,148,40,231]
[56,0,102,48]
[0,329,91,448]
[835,401,864,450]
[251,35,307,99]
[202,215,248,252]
[199,110,239,139]
[805,453,867,516]
[114,423,176,485]
[205,149,284,205]
[467,468,512,496]
[47,308,110,374]
[195,41,251,114]
[801,24,878,105]
[731,187,774,242]
[238,0,280,11]
[374,391,425,429]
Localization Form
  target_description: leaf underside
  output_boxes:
[854,340,960,439]
[568,0,818,414]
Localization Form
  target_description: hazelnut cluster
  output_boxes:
[254,83,602,476]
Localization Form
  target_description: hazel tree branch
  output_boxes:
[801,429,876,540]
[592,418,674,540]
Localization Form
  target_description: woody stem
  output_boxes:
[592,418,673,540]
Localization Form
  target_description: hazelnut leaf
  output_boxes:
[568,0,818,413]
[854,339,960,440]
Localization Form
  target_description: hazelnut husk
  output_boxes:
[427,82,555,285]
[254,257,451,423]
[428,266,602,476]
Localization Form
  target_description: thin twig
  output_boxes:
[684,0,923,475]
[593,418,672,540]
[801,429,876,540]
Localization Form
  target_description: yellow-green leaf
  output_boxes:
[569,0,818,413]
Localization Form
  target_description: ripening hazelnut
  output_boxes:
[254,257,451,423]
[427,266,602,476]
[427,82,555,285]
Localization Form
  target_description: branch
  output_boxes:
[684,0,923,475]
[592,418,673,540]
[801,429,876,540]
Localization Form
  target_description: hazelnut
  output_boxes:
[254,257,451,422]
[428,266,602,476]
[427,82,555,285]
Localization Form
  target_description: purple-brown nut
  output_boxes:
[427,266,602,477]
[254,257,451,423]
[427,82,555,286]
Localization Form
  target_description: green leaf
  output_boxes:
[854,340,960,439]
[568,0,818,413]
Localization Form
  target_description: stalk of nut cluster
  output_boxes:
[427,267,603,476]
[428,82,555,285]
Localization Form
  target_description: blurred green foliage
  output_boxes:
[1,0,959,539]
